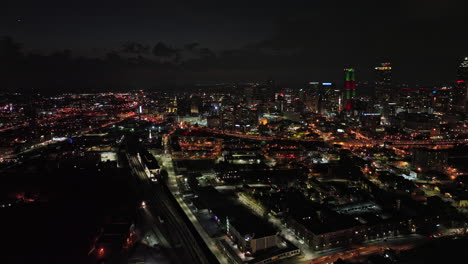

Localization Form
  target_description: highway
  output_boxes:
[126,150,218,264]
[204,127,467,147]
[302,234,428,264]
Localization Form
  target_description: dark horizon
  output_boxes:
[3,2,468,264]
[2,0,468,93]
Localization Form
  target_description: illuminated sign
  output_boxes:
[322,82,332,86]
[375,66,392,70]
[52,137,68,141]
[375,62,392,70]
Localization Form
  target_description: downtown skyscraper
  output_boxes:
[456,57,468,112]
[374,62,392,105]
[344,68,356,112]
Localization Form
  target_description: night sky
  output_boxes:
[1,0,468,91]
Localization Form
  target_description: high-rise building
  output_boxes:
[433,87,453,112]
[304,82,321,113]
[458,57,468,81]
[166,97,178,113]
[303,82,340,114]
[242,80,274,107]
[456,57,468,112]
[190,95,202,115]
[344,68,356,111]
[374,62,392,105]
[244,86,254,106]
[321,82,341,114]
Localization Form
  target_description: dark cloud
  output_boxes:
[198,48,216,58]
[184,42,200,51]
[1,0,468,90]
[0,36,22,59]
[0,36,182,94]
[235,1,468,85]
[121,41,149,55]
[152,42,178,58]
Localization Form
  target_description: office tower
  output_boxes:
[374,63,392,105]
[321,82,340,114]
[344,68,356,111]
[190,95,202,115]
[432,87,453,112]
[455,57,468,111]
[303,82,340,114]
[414,87,433,113]
[458,57,468,81]
[166,97,178,113]
[262,79,275,103]
[305,82,321,113]
[244,86,254,106]
[242,80,272,107]
[221,105,258,131]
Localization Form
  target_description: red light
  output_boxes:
[457,80,465,83]
[98,247,105,257]
[346,101,352,110]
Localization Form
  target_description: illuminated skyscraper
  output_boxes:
[458,57,468,81]
[303,82,319,113]
[321,82,340,114]
[456,57,468,112]
[374,62,392,105]
[344,68,356,111]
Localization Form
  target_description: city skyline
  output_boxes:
[1,35,467,95]
[2,1,468,90]
[2,2,468,264]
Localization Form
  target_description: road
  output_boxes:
[126,151,218,264]
[204,127,467,148]
[302,234,427,264]
[159,155,230,264]
[234,192,317,260]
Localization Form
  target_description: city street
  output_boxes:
[159,155,229,264]
[127,149,218,264]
